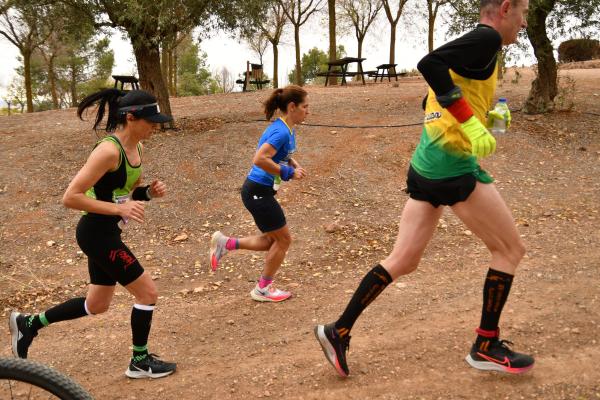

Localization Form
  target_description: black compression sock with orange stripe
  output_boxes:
[478,268,514,334]
[335,264,393,337]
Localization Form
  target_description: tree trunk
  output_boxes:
[70,61,78,108]
[171,52,179,96]
[524,0,557,114]
[428,14,435,52]
[357,38,364,72]
[167,48,174,96]
[23,50,34,113]
[389,21,397,64]
[272,42,279,88]
[161,42,169,88]
[172,51,178,97]
[356,38,366,80]
[294,24,302,85]
[48,55,59,109]
[133,41,173,126]
[497,50,504,80]
[327,0,338,86]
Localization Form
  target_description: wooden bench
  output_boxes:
[316,71,358,78]
[236,62,270,92]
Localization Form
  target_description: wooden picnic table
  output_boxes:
[319,57,367,86]
[112,75,140,91]
[368,64,407,82]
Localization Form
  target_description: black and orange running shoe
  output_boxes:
[314,323,350,377]
[466,336,534,374]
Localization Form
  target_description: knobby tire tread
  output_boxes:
[0,357,93,400]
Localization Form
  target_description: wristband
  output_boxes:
[435,86,463,107]
[280,165,295,181]
[131,185,152,201]
[446,97,474,123]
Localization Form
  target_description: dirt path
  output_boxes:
[1,69,599,399]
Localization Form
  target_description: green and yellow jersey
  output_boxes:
[412,24,502,183]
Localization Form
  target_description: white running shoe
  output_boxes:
[209,231,228,271]
[250,283,292,302]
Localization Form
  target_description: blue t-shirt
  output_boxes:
[247,118,296,187]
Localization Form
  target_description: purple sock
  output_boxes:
[225,237,238,251]
[258,276,273,289]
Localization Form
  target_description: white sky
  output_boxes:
[0,8,438,99]
[0,7,535,100]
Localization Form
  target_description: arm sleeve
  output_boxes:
[417,26,502,97]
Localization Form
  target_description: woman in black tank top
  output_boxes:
[9,89,178,379]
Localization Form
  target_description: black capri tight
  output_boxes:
[76,215,144,286]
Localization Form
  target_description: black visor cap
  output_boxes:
[119,90,173,123]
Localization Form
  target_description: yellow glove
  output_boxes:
[487,109,512,130]
[460,116,496,158]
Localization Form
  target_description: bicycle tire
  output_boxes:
[0,357,93,400]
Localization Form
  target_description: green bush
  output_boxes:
[558,38,600,62]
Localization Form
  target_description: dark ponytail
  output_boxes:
[263,85,307,120]
[77,88,126,132]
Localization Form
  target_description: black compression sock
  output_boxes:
[478,268,514,333]
[131,304,154,360]
[335,264,393,337]
[43,297,88,326]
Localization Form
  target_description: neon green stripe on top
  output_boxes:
[84,135,142,204]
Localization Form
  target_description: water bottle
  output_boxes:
[491,98,509,135]
[273,175,281,192]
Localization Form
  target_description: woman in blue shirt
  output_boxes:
[210,85,308,302]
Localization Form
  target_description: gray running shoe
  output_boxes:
[209,231,229,271]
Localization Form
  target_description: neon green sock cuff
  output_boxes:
[38,313,49,327]
[132,344,148,353]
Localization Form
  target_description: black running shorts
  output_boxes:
[241,178,287,233]
[76,215,144,286]
[406,165,477,208]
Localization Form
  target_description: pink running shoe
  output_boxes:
[250,283,292,302]
[209,231,228,271]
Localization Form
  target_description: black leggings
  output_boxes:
[76,215,144,286]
